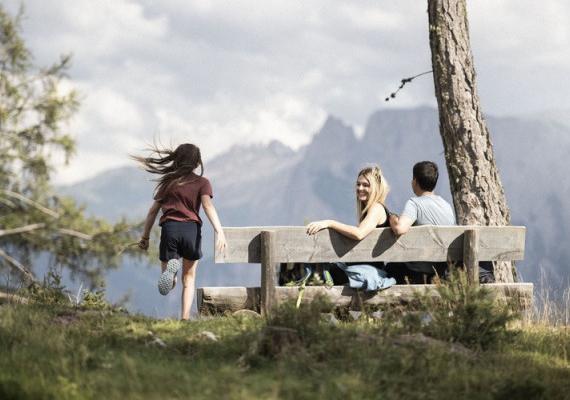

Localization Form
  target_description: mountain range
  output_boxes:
[61,106,570,317]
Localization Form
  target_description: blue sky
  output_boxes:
[4,0,569,184]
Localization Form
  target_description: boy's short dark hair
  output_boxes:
[413,161,439,191]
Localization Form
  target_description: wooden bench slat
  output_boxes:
[215,226,526,264]
[198,283,534,313]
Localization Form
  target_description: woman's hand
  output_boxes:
[138,237,149,251]
[306,220,332,235]
[216,230,227,253]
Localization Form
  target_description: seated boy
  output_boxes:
[387,161,455,283]
[388,161,494,283]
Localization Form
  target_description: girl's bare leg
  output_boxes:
[181,258,199,320]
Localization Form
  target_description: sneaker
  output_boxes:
[158,259,182,295]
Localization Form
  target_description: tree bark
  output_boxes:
[427,0,515,282]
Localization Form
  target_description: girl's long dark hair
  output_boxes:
[132,143,203,201]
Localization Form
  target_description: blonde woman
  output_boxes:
[306,165,396,291]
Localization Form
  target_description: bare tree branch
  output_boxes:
[0,223,46,238]
[384,70,433,102]
[58,229,93,240]
[0,248,37,283]
[1,189,60,218]
[0,224,94,240]
[0,197,17,208]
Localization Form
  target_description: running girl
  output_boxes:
[134,143,226,320]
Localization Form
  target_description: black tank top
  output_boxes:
[377,205,391,228]
[362,204,391,228]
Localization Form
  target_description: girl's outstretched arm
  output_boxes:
[139,200,161,250]
[201,195,227,253]
[306,203,386,241]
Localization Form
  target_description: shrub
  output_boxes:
[26,271,69,306]
[24,271,119,312]
[405,269,518,350]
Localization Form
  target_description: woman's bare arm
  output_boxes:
[306,203,387,240]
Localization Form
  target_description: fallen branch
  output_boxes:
[0,291,29,305]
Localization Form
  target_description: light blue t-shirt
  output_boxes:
[401,194,456,226]
[400,194,456,273]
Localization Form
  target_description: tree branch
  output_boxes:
[58,229,93,240]
[0,248,37,283]
[0,223,46,238]
[384,70,433,102]
[0,224,94,240]
[1,189,60,218]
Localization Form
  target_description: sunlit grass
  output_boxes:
[1,275,570,400]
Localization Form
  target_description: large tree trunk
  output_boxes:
[427,0,515,282]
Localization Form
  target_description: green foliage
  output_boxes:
[80,287,114,311]
[26,271,69,305]
[397,269,518,350]
[24,271,121,313]
[0,5,141,285]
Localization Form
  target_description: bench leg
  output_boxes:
[261,230,277,317]
[463,229,480,285]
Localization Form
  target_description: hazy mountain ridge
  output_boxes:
[61,107,570,316]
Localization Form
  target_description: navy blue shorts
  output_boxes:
[159,220,202,262]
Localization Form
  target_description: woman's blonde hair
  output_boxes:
[356,165,389,222]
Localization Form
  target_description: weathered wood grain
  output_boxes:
[197,287,260,314]
[215,226,526,263]
[198,283,533,314]
[260,230,277,317]
[463,229,480,285]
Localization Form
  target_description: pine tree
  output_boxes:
[0,6,140,286]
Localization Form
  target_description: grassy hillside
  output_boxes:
[1,279,570,400]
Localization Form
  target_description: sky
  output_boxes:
[4,0,569,184]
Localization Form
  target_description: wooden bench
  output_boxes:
[197,226,532,316]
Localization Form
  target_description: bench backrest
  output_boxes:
[215,225,526,263]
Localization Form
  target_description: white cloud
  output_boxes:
[155,92,326,156]
[3,0,569,183]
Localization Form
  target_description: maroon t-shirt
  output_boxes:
[157,176,213,226]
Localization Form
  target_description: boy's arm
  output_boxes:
[139,200,161,250]
[389,214,413,236]
[390,199,417,236]
[201,194,227,253]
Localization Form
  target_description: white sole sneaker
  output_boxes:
[158,259,182,296]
